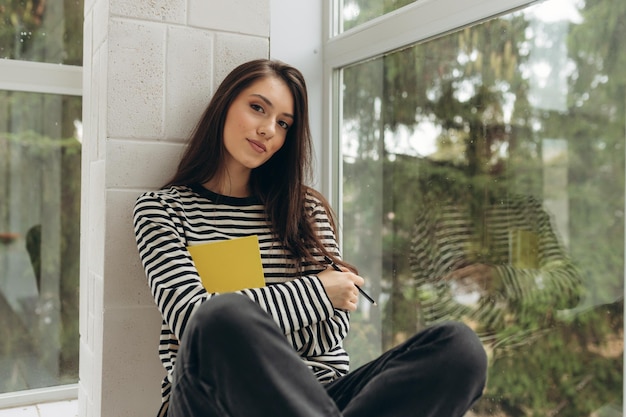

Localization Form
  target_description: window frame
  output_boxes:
[0,58,82,409]
[0,60,82,96]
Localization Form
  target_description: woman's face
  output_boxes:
[222,76,294,174]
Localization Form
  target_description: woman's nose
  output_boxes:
[258,120,275,138]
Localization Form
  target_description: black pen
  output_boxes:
[324,256,377,306]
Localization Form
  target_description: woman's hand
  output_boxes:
[443,263,497,295]
[317,266,365,311]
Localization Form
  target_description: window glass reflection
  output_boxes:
[0,91,81,392]
[340,0,624,415]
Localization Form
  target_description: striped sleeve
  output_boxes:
[495,196,583,308]
[133,192,208,341]
[297,193,350,357]
[409,195,583,329]
[240,193,350,359]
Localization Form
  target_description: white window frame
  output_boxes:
[0,58,82,408]
[320,0,626,411]
[0,60,82,96]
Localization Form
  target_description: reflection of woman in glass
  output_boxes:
[411,183,582,345]
[409,121,583,351]
[134,59,487,417]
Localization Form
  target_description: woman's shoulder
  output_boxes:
[135,185,196,208]
[303,186,337,221]
[303,186,330,210]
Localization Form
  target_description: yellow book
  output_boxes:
[187,235,266,293]
[509,229,539,269]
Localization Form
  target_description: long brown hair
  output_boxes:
[164,59,353,271]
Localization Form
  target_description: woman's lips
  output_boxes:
[247,139,266,153]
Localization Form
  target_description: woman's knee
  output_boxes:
[189,293,261,340]
[429,321,488,385]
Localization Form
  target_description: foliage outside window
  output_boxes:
[0,0,83,65]
[340,0,624,415]
[340,0,417,32]
[0,0,82,395]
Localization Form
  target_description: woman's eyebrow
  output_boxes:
[251,93,294,119]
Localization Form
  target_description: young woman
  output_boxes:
[133,59,487,417]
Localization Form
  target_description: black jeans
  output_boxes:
[167,293,487,417]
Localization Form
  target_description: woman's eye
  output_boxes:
[278,121,290,130]
[251,104,264,113]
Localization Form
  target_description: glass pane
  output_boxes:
[340,0,417,32]
[0,91,81,392]
[340,0,624,415]
[0,0,83,65]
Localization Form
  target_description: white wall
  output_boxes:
[270,0,324,189]
[80,1,271,416]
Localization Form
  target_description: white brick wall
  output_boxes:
[80,1,270,416]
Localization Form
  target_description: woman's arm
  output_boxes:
[241,193,352,355]
[410,197,583,310]
[493,197,583,309]
[133,192,210,341]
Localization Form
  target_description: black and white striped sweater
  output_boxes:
[409,194,582,348]
[133,184,350,415]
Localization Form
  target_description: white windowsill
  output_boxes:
[0,385,78,416]
[0,399,78,417]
